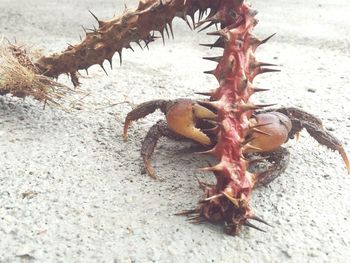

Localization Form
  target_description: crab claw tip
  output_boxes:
[166,100,214,145]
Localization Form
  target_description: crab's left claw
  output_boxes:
[165,99,217,145]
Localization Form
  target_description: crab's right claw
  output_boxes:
[165,100,217,145]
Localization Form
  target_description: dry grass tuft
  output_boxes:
[0,40,76,107]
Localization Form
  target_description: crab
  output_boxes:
[123,99,350,232]
[124,99,349,178]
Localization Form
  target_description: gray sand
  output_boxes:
[0,0,349,262]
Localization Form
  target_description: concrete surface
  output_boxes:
[0,0,349,262]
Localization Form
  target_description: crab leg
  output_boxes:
[273,107,350,174]
[141,120,184,178]
[123,99,170,140]
[249,147,291,188]
[302,123,350,174]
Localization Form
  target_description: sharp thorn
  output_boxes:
[88,9,100,23]
[160,30,165,45]
[144,41,150,50]
[238,103,276,111]
[195,91,213,96]
[203,56,222,62]
[252,128,272,136]
[198,10,204,23]
[100,64,108,75]
[190,14,196,29]
[183,14,192,30]
[255,103,277,108]
[203,119,219,126]
[203,193,223,202]
[168,23,174,39]
[207,30,223,36]
[201,125,219,134]
[197,179,214,190]
[164,25,170,39]
[195,147,216,155]
[127,44,135,52]
[250,122,273,129]
[199,164,221,172]
[244,144,263,151]
[204,70,215,75]
[196,16,216,28]
[107,58,113,70]
[136,41,143,50]
[198,21,216,33]
[259,68,281,74]
[221,191,239,207]
[199,38,225,49]
[175,209,199,216]
[250,215,272,227]
[252,87,270,93]
[242,137,256,145]
[81,25,87,33]
[118,50,122,65]
[243,221,266,232]
[199,43,215,48]
[258,62,278,67]
[260,33,276,45]
[186,215,201,221]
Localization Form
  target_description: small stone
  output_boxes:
[16,245,35,260]
[307,88,316,93]
[326,125,335,131]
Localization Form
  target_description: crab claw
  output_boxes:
[244,112,292,153]
[165,99,217,145]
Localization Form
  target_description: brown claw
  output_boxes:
[165,99,217,145]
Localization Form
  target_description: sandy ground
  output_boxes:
[0,0,349,262]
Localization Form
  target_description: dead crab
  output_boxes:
[123,99,349,231]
